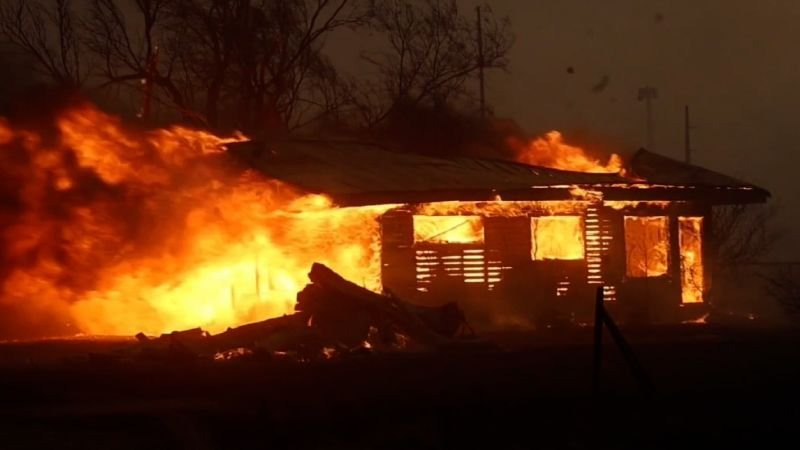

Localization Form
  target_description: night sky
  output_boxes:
[333,0,800,259]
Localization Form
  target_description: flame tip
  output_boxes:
[512,130,625,175]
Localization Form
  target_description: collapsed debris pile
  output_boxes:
[132,263,484,361]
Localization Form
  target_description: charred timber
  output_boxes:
[331,186,767,207]
[298,263,464,349]
[133,263,476,359]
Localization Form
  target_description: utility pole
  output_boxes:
[684,105,692,164]
[637,86,658,150]
[476,6,486,119]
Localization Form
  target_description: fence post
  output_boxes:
[591,286,655,397]
[602,309,655,396]
[592,286,604,396]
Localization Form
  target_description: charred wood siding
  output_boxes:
[379,201,711,326]
[380,210,415,300]
[609,202,710,323]
[484,217,529,264]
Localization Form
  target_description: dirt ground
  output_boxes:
[0,324,798,449]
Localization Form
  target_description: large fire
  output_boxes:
[0,103,710,338]
[510,131,624,173]
[0,102,394,336]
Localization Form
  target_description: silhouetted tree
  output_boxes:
[353,0,513,127]
[83,0,371,131]
[1,0,372,131]
[763,265,800,316]
[0,0,515,135]
[709,204,780,269]
[707,203,784,316]
[0,0,85,87]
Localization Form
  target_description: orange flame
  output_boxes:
[413,216,484,244]
[604,201,672,210]
[0,102,395,336]
[531,216,584,260]
[511,131,623,173]
[624,216,670,277]
[415,200,587,217]
[679,217,704,303]
[0,119,12,145]
[0,104,704,337]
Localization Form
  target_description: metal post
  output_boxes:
[637,87,658,150]
[646,99,653,149]
[601,308,655,396]
[592,286,604,395]
[684,105,692,164]
[592,286,655,397]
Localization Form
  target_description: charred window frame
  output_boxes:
[411,215,498,290]
[530,215,585,261]
[678,216,705,303]
[412,216,484,244]
[624,216,670,278]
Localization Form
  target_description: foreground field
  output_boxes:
[0,324,798,449]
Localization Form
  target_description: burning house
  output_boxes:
[0,104,771,337]
[229,137,769,327]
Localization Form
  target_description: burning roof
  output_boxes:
[228,139,769,206]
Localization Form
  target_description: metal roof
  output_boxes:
[628,150,764,190]
[226,139,769,206]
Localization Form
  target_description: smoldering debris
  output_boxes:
[118,263,491,363]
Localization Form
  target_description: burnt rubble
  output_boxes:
[130,263,490,362]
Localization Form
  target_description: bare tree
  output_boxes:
[82,0,203,122]
[763,265,800,316]
[354,0,513,127]
[1,0,372,130]
[81,0,371,130]
[710,204,800,318]
[1,0,514,134]
[0,0,85,86]
[223,0,371,132]
[709,204,781,269]
[160,0,247,127]
[706,203,785,316]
